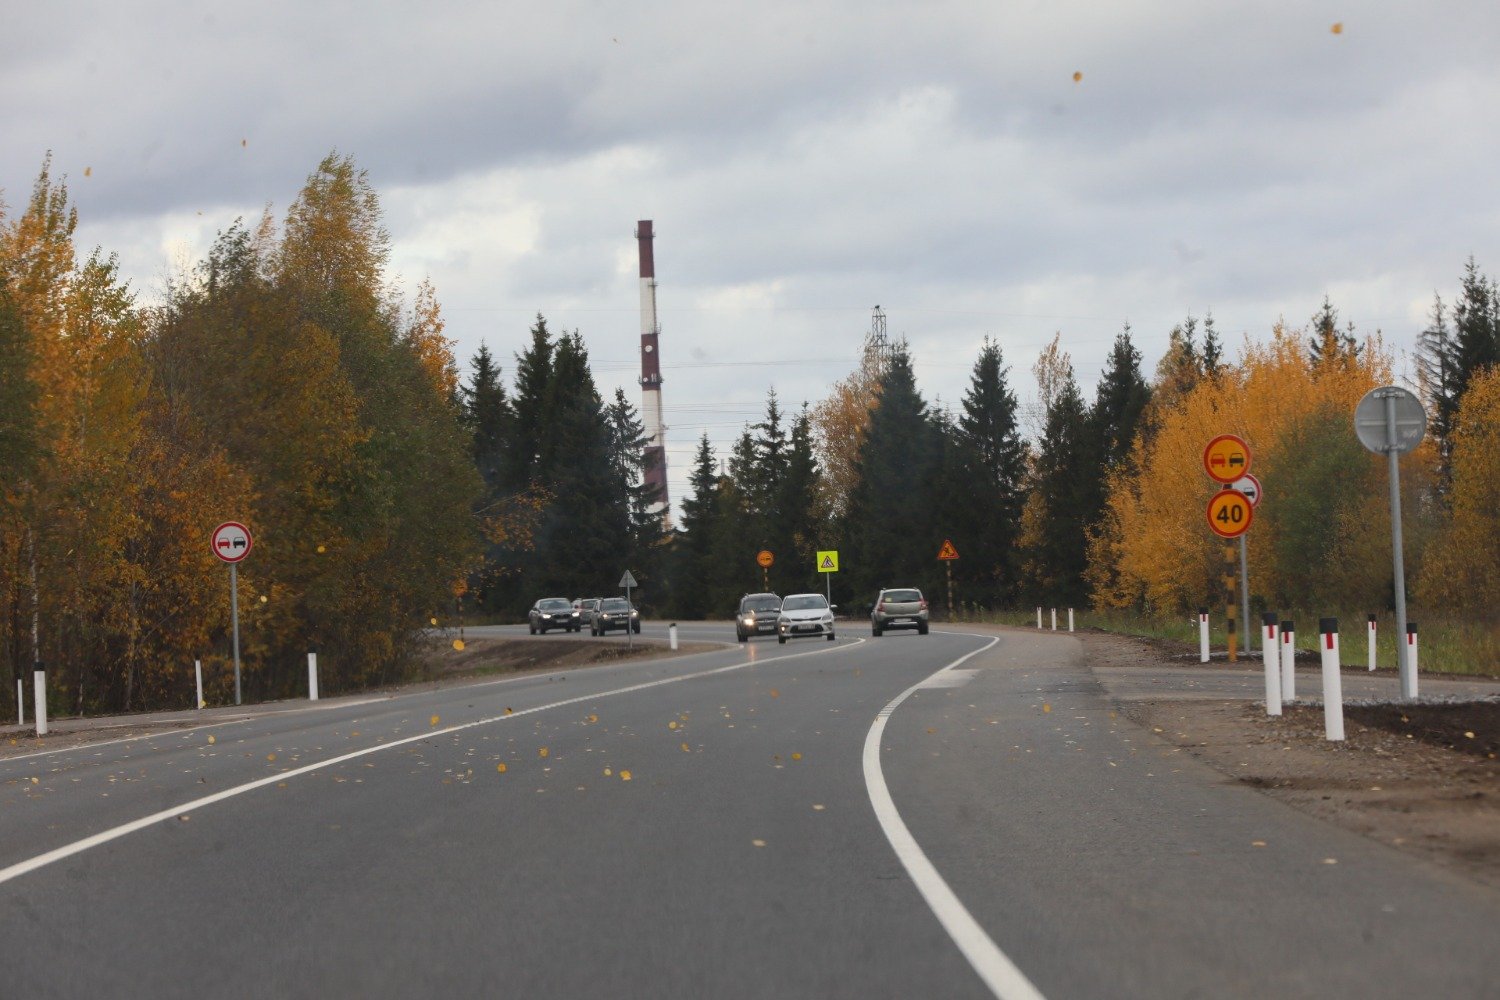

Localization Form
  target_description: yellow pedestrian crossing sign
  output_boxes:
[816,550,839,573]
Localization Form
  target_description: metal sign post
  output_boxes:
[212,522,253,706]
[1354,387,1425,700]
[937,539,959,619]
[619,570,638,652]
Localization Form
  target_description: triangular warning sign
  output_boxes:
[820,555,836,569]
[937,539,959,561]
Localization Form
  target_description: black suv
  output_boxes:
[736,593,781,642]
[591,597,640,635]
[529,597,581,634]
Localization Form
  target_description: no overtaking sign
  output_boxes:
[212,522,253,563]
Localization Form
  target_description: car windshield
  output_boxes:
[781,595,828,611]
[601,598,631,611]
[538,599,571,611]
[883,590,921,602]
[742,597,780,612]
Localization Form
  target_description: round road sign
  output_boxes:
[1229,473,1262,507]
[211,521,253,563]
[1203,434,1252,483]
[1206,491,1253,539]
[1354,386,1426,455]
[756,550,774,568]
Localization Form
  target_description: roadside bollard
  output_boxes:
[669,623,679,651]
[1406,622,1418,691]
[195,659,205,709]
[1068,608,1075,632]
[1280,620,1295,703]
[1367,613,1377,672]
[1050,609,1057,631]
[1320,618,1345,741]
[1261,613,1281,717]
[1198,608,1210,663]
[34,660,47,737]
[16,675,23,726]
[1036,607,1042,629]
[307,649,319,701]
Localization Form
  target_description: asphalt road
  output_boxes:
[3,623,1497,999]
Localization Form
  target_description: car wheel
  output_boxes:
[529,623,536,635]
[872,626,882,637]
[633,623,641,634]
[918,623,929,635]
[737,632,747,642]
[827,632,835,641]
[777,635,787,645]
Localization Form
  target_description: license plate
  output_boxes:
[795,624,816,632]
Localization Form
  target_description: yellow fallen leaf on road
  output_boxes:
[680,743,691,753]
[539,747,549,758]
[603,767,613,776]
[1043,704,1052,714]
[752,839,766,848]
[266,754,276,762]
[791,753,802,761]
[620,770,632,781]
[430,715,440,727]
[207,735,216,745]
[669,721,678,730]
[496,763,507,773]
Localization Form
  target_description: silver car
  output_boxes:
[777,593,836,643]
[871,588,928,636]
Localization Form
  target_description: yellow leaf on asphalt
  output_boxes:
[1330,22,1343,34]
[431,715,440,726]
[604,767,612,776]
[207,735,216,745]
[505,707,514,715]
[752,839,766,848]
[1252,840,1266,847]
[179,815,190,822]
[452,639,465,651]
[681,743,691,753]
[812,804,825,811]
[1322,858,1338,865]
[620,770,632,781]
[1043,704,1052,714]
[1072,71,1082,82]
[669,721,678,730]
[539,747,549,758]
[496,763,507,773]
[770,689,779,698]
[791,753,802,760]
[267,754,276,762]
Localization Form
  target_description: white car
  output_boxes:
[777,593,836,643]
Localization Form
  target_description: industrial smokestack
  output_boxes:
[636,220,669,524]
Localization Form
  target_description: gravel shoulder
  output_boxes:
[1078,628,1500,890]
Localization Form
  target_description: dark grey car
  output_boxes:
[736,593,781,642]
[529,597,581,634]
[591,597,640,635]
[871,588,928,636]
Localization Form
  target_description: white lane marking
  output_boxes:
[0,697,392,766]
[862,635,1048,1000]
[0,638,862,888]
[919,669,978,689]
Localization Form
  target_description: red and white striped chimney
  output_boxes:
[636,220,669,523]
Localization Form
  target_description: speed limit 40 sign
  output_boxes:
[1206,490,1253,539]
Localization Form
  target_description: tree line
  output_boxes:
[3,150,1496,716]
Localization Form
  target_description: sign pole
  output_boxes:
[1385,393,1413,698]
[1238,534,1251,653]
[946,562,954,620]
[230,562,242,706]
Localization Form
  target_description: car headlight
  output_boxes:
[823,614,834,623]
[631,609,639,617]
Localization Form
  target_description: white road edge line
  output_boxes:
[862,634,1048,1000]
[0,636,863,888]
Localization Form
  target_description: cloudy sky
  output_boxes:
[5,2,1497,513]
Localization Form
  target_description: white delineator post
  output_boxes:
[1367,613,1377,672]
[1198,608,1210,663]
[669,623,679,651]
[1320,617,1345,741]
[33,661,47,737]
[307,649,319,701]
[1261,613,1281,717]
[16,677,23,726]
[1050,609,1057,631]
[1036,607,1042,629]
[1067,608,1075,632]
[1406,623,1419,692]
[195,659,204,709]
[1280,620,1295,703]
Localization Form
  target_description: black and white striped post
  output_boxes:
[15,669,22,726]
[1319,618,1345,741]
[1261,613,1281,716]
[1198,608,1210,663]
[1280,619,1295,702]
[1406,622,1419,679]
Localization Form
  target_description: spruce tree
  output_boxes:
[460,342,512,487]
[953,338,1027,605]
[1021,358,1094,606]
[672,434,721,617]
[1092,325,1152,474]
[842,344,944,605]
[509,314,554,486]
[1450,258,1500,401]
[1307,296,1361,371]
